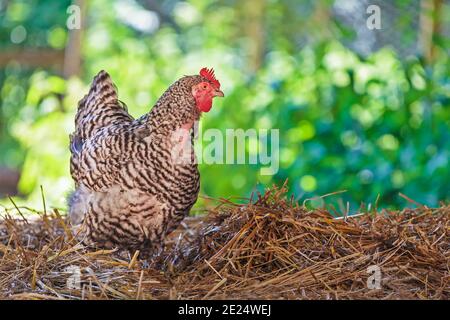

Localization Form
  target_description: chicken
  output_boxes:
[68,68,224,252]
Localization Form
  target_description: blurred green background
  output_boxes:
[0,0,449,213]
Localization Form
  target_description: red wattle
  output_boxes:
[196,97,213,112]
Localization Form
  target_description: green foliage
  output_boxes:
[0,0,449,211]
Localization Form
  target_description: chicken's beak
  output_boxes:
[214,89,224,97]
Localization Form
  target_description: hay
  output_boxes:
[0,185,448,300]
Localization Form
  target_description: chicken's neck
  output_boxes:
[140,78,202,145]
[143,94,198,132]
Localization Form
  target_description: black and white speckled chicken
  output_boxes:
[68,68,224,252]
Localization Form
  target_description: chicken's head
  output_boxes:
[191,67,224,113]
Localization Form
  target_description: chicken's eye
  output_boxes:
[202,84,208,89]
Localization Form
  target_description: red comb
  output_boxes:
[199,67,220,89]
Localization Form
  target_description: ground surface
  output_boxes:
[0,187,448,300]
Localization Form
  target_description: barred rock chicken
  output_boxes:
[68,68,223,252]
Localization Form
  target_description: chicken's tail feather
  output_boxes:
[73,70,133,141]
[86,70,119,106]
[77,70,119,118]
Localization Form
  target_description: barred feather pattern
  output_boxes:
[69,70,209,251]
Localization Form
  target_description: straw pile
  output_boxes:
[0,185,448,300]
